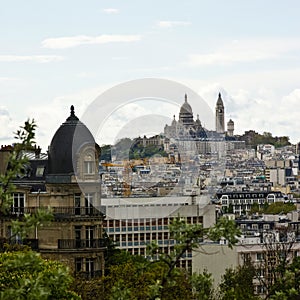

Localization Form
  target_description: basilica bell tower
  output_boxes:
[215,92,225,133]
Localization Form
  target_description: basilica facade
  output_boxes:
[164,93,243,157]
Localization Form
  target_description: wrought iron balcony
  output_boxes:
[3,206,105,218]
[58,238,106,249]
[52,207,104,217]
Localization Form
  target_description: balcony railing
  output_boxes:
[3,207,105,217]
[52,207,104,217]
[0,238,39,251]
[58,238,106,249]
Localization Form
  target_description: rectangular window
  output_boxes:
[85,193,94,214]
[12,193,25,214]
[86,226,94,247]
[75,226,82,248]
[75,258,83,273]
[86,258,94,276]
[74,193,81,215]
[257,252,264,261]
[84,161,95,174]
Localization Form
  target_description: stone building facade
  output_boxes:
[0,106,106,278]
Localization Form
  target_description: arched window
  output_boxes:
[83,153,95,174]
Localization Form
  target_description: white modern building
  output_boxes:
[102,195,215,270]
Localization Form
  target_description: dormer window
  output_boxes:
[84,161,94,174]
[84,154,95,174]
[36,166,45,177]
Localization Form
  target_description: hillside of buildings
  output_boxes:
[100,137,168,162]
[101,130,292,162]
[239,130,290,149]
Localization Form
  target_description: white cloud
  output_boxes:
[0,55,64,63]
[0,77,16,82]
[188,51,276,66]
[0,107,18,143]
[103,8,119,14]
[28,84,113,150]
[156,21,191,28]
[182,80,299,143]
[76,72,95,78]
[42,34,141,49]
[186,38,300,66]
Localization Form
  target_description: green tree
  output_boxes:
[0,120,37,213]
[219,258,259,300]
[0,251,79,300]
[189,270,214,300]
[0,120,80,299]
[74,216,239,300]
[264,202,296,214]
[147,216,240,299]
[0,120,53,244]
[269,256,300,299]
[100,144,112,162]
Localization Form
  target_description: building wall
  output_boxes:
[103,196,215,270]
[192,244,238,287]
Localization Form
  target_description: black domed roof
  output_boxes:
[48,106,96,175]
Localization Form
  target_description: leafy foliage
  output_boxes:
[0,120,37,213]
[100,138,167,162]
[0,119,53,242]
[146,216,240,299]
[240,130,290,149]
[73,216,240,300]
[264,202,296,214]
[250,202,296,215]
[0,251,79,300]
[100,144,112,162]
[0,120,80,299]
[129,143,167,160]
[269,256,300,299]
[11,207,53,239]
[219,258,259,300]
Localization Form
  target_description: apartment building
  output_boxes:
[216,190,284,215]
[102,196,215,270]
[0,106,106,278]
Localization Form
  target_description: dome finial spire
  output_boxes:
[70,105,75,116]
[185,93,187,102]
[66,105,79,122]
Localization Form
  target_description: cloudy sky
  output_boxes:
[1,0,300,150]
